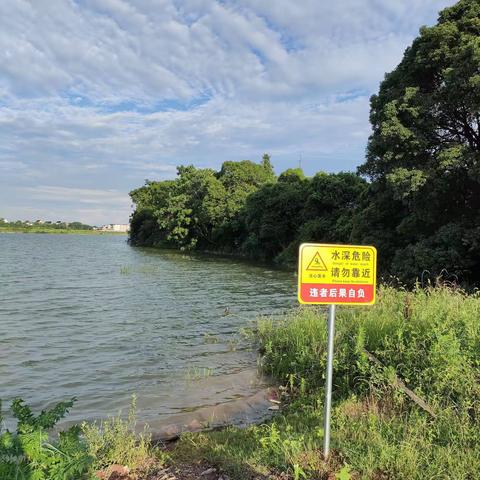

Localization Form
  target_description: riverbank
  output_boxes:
[0,227,127,234]
[168,285,480,479]
[2,285,479,479]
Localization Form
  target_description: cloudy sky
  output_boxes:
[0,0,453,225]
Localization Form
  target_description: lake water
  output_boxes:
[0,233,295,425]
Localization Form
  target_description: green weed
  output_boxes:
[81,395,166,474]
[0,397,92,480]
[184,366,214,381]
[0,396,167,480]
[203,333,220,344]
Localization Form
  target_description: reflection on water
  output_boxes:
[0,233,295,424]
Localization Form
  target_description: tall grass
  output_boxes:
[257,286,480,412]
[81,396,168,475]
[174,286,480,479]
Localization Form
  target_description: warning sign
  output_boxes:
[298,243,377,305]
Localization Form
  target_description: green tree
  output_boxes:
[129,180,177,246]
[357,0,480,284]
[217,159,276,216]
[242,179,307,261]
[69,222,93,230]
[300,172,367,245]
[212,158,278,249]
[261,153,276,178]
[278,168,306,184]
[242,170,367,264]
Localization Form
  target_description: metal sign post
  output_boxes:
[297,243,377,461]
[323,304,336,459]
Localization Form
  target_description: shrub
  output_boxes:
[0,397,92,480]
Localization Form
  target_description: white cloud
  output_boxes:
[23,185,129,205]
[0,0,455,223]
[0,0,453,102]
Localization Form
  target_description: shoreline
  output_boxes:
[135,242,294,272]
[0,228,127,235]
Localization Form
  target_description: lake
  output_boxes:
[0,233,295,425]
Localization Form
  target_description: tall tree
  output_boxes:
[357,0,480,283]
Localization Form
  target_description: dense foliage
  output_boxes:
[357,0,480,284]
[130,0,480,286]
[129,159,367,263]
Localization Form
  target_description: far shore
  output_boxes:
[0,227,128,235]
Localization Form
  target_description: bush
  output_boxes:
[0,397,92,480]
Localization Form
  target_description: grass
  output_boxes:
[82,396,168,476]
[171,286,480,479]
[0,395,169,480]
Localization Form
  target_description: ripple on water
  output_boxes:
[0,233,295,425]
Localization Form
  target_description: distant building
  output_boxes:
[101,223,130,233]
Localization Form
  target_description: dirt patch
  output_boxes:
[96,462,242,480]
[142,387,280,442]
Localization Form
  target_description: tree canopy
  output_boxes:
[130,0,480,287]
[129,159,366,264]
[356,0,480,284]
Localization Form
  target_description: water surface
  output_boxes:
[0,233,295,424]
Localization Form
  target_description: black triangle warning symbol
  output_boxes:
[306,251,328,271]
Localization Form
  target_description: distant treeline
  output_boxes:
[0,220,93,230]
[129,0,480,286]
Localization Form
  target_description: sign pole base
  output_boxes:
[323,304,336,460]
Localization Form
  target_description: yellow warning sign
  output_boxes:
[298,243,377,305]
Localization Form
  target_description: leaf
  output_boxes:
[336,465,352,480]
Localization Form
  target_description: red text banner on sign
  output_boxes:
[299,283,374,304]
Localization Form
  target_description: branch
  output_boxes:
[363,349,437,418]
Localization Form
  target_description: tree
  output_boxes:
[357,0,480,284]
[242,170,367,264]
[261,153,275,178]
[242,179,307,261]
[278,168,305,184]
[164,165,228,249]
[300,172,367,245]
[215,158,277,243]
[218,159,275,197]
[129,180,177,246]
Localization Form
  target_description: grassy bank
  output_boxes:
[172,286,480,479]
[2,286,479,479]
[0,226,126,235]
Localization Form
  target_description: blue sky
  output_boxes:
[0,0,453,225]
